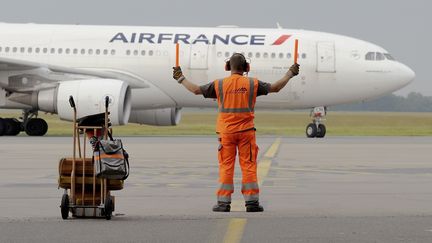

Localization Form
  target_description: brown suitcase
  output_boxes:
[58,158,124,190]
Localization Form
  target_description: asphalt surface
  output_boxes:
[1,136,432,242]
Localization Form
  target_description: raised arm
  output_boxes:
[269,64,300,93]
[173,67,202,95]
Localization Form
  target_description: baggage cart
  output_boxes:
[58,96,123,220]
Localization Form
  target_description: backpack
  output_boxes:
[93,137,130,180]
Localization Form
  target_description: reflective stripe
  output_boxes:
[218,78,255,113]
[94,153,124,161]
[217,195,231,203]
[248,77,254,110]
[242,182,259,191]
[219,183,234,191]
[243,194,259,201]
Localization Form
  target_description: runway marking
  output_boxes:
[231,138,282,211]
[223,218,247,243]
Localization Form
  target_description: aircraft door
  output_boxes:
[189,44,209,70]
[316,42,336,73]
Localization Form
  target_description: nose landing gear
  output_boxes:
[306,106,327,138]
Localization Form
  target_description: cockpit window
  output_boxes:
[376,52,385,61]
[384,53,395,60]
[366,52,391,61]
[365,52,375,60]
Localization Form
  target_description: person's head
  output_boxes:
[225,53,250,74]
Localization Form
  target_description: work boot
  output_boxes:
[245,200,264,212]
[212,202,231,212]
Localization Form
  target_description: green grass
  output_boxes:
[1,111,432,136]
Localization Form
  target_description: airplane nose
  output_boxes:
[398,63,415,86]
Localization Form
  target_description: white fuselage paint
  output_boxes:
[0,23,415,111]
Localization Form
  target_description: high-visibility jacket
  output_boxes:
[214,74,258,134]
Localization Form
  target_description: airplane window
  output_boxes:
[141,50,146,56]
[58,48,63,54]
[81,49,85,55]
[5,47,10,52]
[35,48,40,53]
[28,48,32,53]
[73,49,78,54]
[50,48,55,54]
[217,51,222,57]
[0,47,2,52]
[384,53,395,60]
[13,47,17,53]
[225,52,230,58]
[248,52,253,58]
[376,52,385,61]
[43,48,48,53]
[126,50,131,55]
[149,50,154,56]
[263,53,269,58]
[287,53,292,59]
[20,47,25,53]
[134,50,139,56]
[271,53,276,59]
[103,49,108,55]
[88,49,93,55]
[255,52,261,58]
[111,49,116,55]
[279,53,284,59]
[365,52,375,60]
[302,53,307,59]
[65,48,70,54]
[96,49,101,55]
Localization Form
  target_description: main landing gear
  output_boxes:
[0,109,48,136]
[306,106,327,138]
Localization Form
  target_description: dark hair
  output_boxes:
[229,53,247,72]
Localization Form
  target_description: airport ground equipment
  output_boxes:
[58,96,124,220]
[306,106,327,138]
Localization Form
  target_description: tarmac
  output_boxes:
[1,136,432,242]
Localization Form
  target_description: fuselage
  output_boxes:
[0,23,415,111]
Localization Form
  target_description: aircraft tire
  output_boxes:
[4,118,21,136]
[25,118,48,136]
[306,123,317,138]
[316,124,326,138]
[0,118,5,136]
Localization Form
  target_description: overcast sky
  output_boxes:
[1,0,430,95]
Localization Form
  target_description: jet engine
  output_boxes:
[15,79,132,125]
[129,108,181,126]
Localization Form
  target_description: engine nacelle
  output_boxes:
[38,79,131,125]
[129,108,181,126]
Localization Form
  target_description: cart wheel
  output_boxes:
[61,194,69,220]
[104,197,113,220]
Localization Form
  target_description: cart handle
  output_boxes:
[69,96,76,108]
[105,96,110,109]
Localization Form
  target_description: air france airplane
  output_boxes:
[0,23,415,137]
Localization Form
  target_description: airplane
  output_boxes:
[0,23,415,138]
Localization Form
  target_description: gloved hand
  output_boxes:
[289,63,300,76]
[173,66,184,81]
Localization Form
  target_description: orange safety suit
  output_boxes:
[214,74,260,203]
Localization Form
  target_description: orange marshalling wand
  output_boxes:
[175,43,180,67]
[294,39,299,64]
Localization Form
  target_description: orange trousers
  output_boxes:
[216,129,259,203]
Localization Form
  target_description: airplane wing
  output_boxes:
[0,56,149,92]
